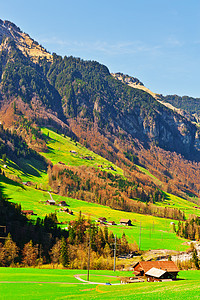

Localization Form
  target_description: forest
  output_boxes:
[47,164,185,221]
[0,186,134,269]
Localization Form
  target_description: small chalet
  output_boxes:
[46,199,56,205]
[120,219,132,226]
[98,217,107,223]
[107,221,116,225]
[70,150,77,154]
[145,267,174,282]
[133,261,179,280]
[59,201,67,207]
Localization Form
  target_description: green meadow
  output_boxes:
[0,268,200,300]
[1,179,188,251]
[1,126,199,252]
[40,127,124,175]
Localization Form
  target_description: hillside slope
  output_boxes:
[0,19,200,203]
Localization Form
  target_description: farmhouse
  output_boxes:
[120,219,132,226]
[46,199,56,205]
[59,201,67,207]
[133,261,179,280]
[70,150,77,154]
[145,267,175,282]
[107,221,116,225]
[98,217,107,223]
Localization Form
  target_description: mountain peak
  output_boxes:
[0,19,52,62]
[111,72,159,100]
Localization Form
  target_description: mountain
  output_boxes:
[159,94,200,123]
[0,19,52,62]
[1,19,200,201]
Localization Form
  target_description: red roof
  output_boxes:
[21,210,34,215]
[134,261,179,273]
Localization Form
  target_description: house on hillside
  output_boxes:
[98,217,107,223]
[70,150,77,154]
[46,199,56,205]
[107,221,116,225]
[133,261,179,280]
[145,267,175,282]
[59,201,67,207]
[119,219,132,226]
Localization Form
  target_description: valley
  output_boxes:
[1,18,200,299]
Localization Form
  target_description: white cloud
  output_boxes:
[40,36,162,56]
[165,36,184,47]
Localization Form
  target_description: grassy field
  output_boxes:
[40,127,124,176]
[0,268,200,299]
[1,126,199,252]
[137,165,200,218]
[1,178,188,251]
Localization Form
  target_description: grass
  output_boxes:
[137,164,200,218]
[0,268,200,299]
[40,127,124,176]
[0,126,199,252]
[1,179,188,251]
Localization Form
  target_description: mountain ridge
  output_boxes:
[0,19,200,202]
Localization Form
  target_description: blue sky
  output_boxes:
[1,0,200,97]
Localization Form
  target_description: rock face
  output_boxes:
[110,72,196,155]
[0,19,52,62]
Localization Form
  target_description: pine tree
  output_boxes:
[60,237,69,267]
[192,248,199,269]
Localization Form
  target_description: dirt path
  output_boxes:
[0,275,121,286]
[74,274,121,285]
[0,281,85,284]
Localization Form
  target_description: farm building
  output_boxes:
[98,217,107,223]
[59,201,67,207]
[133,261,179,280]
[119,219,132,226]
[46,199,56,205]
[70,150,77,154]
[107,221,116,225]
[145,267,175,282]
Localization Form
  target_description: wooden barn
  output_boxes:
[59,201,67,207]
[145,267,173,282]
[133,261,179,280]
[107,221,116,225]
[98,217,107,223]
[46,199,56,205]
[119,219,132,226]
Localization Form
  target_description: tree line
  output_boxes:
[0,188,136,269]
[0,212,135,269]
